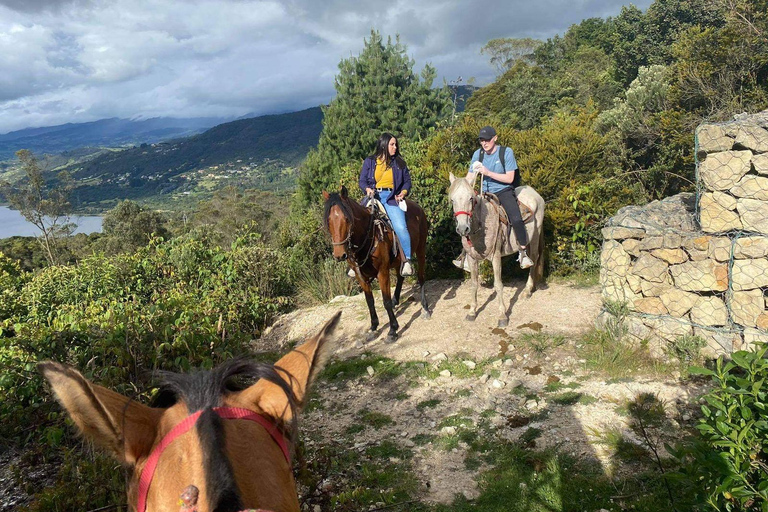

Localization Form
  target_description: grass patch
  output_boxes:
[357,408,395,428]
[550,391,583,406]
[518,332,567,356]
[320,354,404,382]
[456,388,472,398]
[577,327,675,380]
[418,357,490,379]
[365,440,413,460]
[416,399,442,411]
[412,433,436,446]
[543,381,580,392]
[344,423,365,435]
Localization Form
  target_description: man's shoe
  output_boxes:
[347,268,356,278]
[452,255,472,272]
[519,251,534,270]
[401,260,414,276]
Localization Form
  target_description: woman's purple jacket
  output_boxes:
[358,156,412,206]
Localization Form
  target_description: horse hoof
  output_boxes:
[386,333,398,344]
[465,314,476,322]
[366,331,379,342]
[523,288,533,299]
[498,318,509,328]
[422,309,431,320]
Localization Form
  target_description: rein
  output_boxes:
[136,407,290,512]
[331,200,378,271]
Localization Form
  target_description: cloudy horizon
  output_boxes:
[0,0,653,134]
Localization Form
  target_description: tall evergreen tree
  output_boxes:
[297,30,451,206]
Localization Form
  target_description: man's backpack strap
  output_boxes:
[479,146,507,170]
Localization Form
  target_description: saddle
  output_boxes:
[482,192,534,224]
[365,198,402,259]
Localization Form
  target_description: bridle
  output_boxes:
[136,407,290,512]
[329,200,377,270]
[453,192,477,220]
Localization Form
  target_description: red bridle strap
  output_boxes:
[136,407,290,512]
[454,211,473,218]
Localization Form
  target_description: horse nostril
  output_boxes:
[341,253,348,261]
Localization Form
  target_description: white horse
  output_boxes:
[448,172,545,327]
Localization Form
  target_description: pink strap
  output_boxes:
[137,407,290,512]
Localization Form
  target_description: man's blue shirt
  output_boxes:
[469,146,518,194]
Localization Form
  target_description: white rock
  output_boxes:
[492,379,506,389]
[440,426,457,435]
[462,360,477,370]
[366,366,375,376]
[479,374,490,384]
[432,352,448,362]
[439,370,452,378]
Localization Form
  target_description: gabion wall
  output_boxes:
[600,111,768,356]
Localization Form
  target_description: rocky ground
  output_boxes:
[259,278,709,506]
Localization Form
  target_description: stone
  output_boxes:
[690,236,712,252]
[753,153,768,175]
[631,253,670,283]
[707,237,732,262]
[694,327,740,357]
[439,370,452,378]
[758,313,768,330]
[625,315,653,342]
[640,276,673,297]
[432,352,448,362]
[743,328,768,350]
[663,233,684,249]
[491,379,505,389]
[366,366,375,376]
[622,238,642,256]
[602,226,647,240]
[659,289,699,317]
[601,274,640,304]
[734,124,768,153]
[479,374,490,384]
[699,150,753,191]
[712,190,739,210]
[696,123,734,153]
[732,175,768,201]
[601,241,632,276]
[651,248,689,264]
[731,290,765,328]
[700,193,743,233]
[634,297,668,315]
[690,296,728,326]
[462,360,477,370]
[638,236,664,251]
[734,237,768,259]
[440,426,457,435]
[670,260,728,292]
[626,273,643,294]
[643,317,693,353]
[737,198,768,234]
[732,259,768,291]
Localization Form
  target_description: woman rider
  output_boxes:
[356,132,414,276]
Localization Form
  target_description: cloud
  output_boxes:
[0,0,652,134]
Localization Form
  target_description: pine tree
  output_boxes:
[297,30,451,206]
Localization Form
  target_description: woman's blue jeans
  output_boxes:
[378,190,412,259]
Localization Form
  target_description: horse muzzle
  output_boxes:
[455,223,470,237]
[333,253,348,262]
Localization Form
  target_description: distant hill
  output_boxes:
[0,116,228,161]
[65,107,324,208]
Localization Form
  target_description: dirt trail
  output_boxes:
[261,279,706,505]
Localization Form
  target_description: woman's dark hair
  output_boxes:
[371,132,407,169]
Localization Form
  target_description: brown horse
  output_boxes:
[39,312,342,512]
[323,186,430,343]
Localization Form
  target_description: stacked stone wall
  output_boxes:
[600,111,768,357]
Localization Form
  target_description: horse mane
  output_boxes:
[322,192,355,230]
[152,359,298,512]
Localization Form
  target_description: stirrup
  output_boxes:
[401,260,414,276]
[519,250,534,270]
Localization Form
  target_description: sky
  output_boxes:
[0,0,653,134]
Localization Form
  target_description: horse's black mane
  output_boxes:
[323,192,355,230]
[151,358,297,512]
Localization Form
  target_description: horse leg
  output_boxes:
[493,252,508,328]
[379,269,399,342]
[524,225,544,298]
[466,257,479,321]
[360,281,379,340]
[393,274,404,306]
[416,244,430,319]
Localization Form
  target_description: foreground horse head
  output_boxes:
[39,312,342,512]
[448,172,545,327]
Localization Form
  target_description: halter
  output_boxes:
[453,192,477,219]
[136,407,290,512]
[329,200,377,270]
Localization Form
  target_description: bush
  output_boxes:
[679,345,768,510]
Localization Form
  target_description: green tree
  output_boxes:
[100,200,169,254]
[0,150,73,266]
[297,30,451,206]
[480,37,543,75]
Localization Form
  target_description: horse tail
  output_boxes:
[533,221,545,287]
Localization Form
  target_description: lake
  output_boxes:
[0,206,103,239]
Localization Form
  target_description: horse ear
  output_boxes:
[38,362,162,465]
[466,170,479,187]
[237,312,342,423]
[449,172,456,184]
[322,190,330,200]
[340,185,348,199]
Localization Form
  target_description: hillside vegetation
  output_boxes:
[1,2,768,511]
